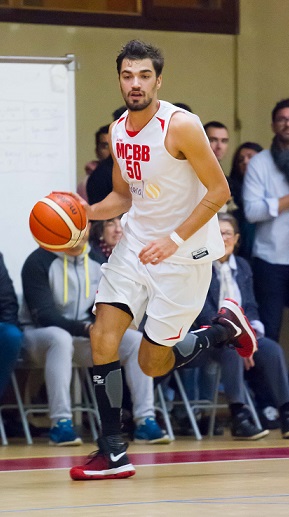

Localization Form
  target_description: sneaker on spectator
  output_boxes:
[134,417,171,444]
[49,419,82,446]
[231,408,269,440]
[213,298,258,358]
[280,409,289,438]
[70,435,135,480]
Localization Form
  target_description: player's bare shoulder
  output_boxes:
[166,111,205,158]
[169,110,203,135]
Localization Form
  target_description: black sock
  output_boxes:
[279,402,289,414]
[230,403,245,418]
[173,324,232,369]
[93,361,122,437]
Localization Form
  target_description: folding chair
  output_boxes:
[0,360,101,445]
[155,364,262,441]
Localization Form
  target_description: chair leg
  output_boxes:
[173,371,203,440]
[83,367,102,431]
[207,366,222,438]
[79,368,99,442]
[0,410,8,446]
[155,384,175,441]
[11,372,33,445]
[244,384,262,430]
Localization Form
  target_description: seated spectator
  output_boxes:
[0,252,23,400]
[77,124,110,202]
[188,212,289,439]
[89,217,122,264]
[228,142,263,261]
[20,226,170,446]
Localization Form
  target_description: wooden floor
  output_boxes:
[1,429,289,516]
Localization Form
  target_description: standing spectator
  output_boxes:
[87,107,127,205]
[77,124,110,202]
[0,252,23,400]
[228,142,263,261]
[204,121,230,163]
[243,98,289,341]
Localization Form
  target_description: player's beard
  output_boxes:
[124,95,153,112]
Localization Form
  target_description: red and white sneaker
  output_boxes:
[213,298,258,358]
[70,436,136,480]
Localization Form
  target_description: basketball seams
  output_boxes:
[29,193,88,251]
[40,198,81,236]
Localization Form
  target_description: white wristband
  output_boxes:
[170,231,184,247]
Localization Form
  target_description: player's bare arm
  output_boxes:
[167,112,230,238]
[139,113,230,266]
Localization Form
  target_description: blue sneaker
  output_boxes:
[49,419,83,446]
[134,417,172,444]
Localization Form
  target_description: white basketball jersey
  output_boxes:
[111,100,225,264]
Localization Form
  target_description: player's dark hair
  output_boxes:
[271,98,289,122]
[116,40,164,78]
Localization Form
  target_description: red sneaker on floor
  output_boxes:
[70,436,135,480]
[213,298,258,358]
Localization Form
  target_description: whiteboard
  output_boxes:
[0,55,77,294]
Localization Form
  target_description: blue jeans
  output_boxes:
[0,323,23,400]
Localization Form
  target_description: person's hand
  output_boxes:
[85,160,97,175]
[52,191,89,208]
[244,355,255,370]
[139,236,178,265]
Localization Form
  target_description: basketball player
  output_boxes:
[70,40,257,480]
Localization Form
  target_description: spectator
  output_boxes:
[193,212,289,439]
[86,107,127,205]
[243,98,289,341]
[204,121,229,163]
[20,227,169,446]
[228,142,263,261]
[77,124,110,202]
[0,253,23,401]
[86,155,113,205]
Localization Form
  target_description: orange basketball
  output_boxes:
[29,192,88,251]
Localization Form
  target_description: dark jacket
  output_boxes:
[0,252,20,327]
[86,155,113,204]
[195,255,259,327]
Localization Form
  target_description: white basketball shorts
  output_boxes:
[93,240,212,347]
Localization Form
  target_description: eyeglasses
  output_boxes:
[274,117,289,125]
[221,231,235,238]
